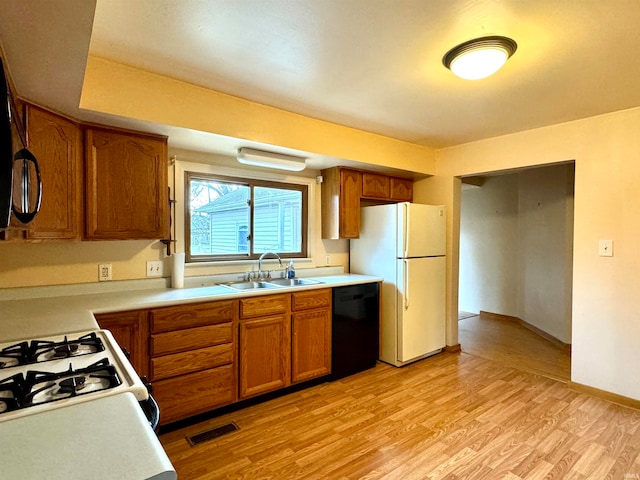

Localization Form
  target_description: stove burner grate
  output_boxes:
[0,358,121,413]
[0,373,25,413]
[30,332,105,364]
[0,342,30,369]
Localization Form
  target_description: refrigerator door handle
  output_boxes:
[403,203,409,258]
[403,259,409,310]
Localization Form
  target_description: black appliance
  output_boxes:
[331,283,380,380]
[0,57,41,229]
[0,57,12,228]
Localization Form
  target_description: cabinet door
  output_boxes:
[84,128,169,240]
[362,172,390,199]
[390,177,413,202]
[292,308,331,383]
[25,105,82,239]
[239,314,290,399]
[339,168,361,239]
[95,310,150,378]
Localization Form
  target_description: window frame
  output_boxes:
[185,171,308,263]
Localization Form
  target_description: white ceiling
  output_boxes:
[2,0,640,158]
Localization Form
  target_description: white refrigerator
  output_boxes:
[350,202,446,367]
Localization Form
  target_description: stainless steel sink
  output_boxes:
[267,278,324,287]
[222,281,283,291]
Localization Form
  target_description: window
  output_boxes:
[185,172,308,262]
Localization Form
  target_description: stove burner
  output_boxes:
[0,372,24,413]
[29,333,105,364]
[58,375,87,394]
[23,358,121,408]
[52,343,80,359]
[0,342,30,369]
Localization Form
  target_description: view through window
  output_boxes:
[186,173,307,261]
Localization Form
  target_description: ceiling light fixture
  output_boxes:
[443,35,517,80]
[237,147,307,171]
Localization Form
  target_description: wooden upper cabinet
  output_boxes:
[390,176,413,202]
[25,105,82,240]
[321,167,413,239]
[339,169,361,239]
[362,172,390,199]
[84,127,169,240]
[321,167,361,239]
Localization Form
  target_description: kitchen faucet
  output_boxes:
[257,251,282,279]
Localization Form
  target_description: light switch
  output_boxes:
[599,239,613,257]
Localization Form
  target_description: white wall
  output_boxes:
[517,166,574,343]
[415,106,640,400]
[459,176,519,316]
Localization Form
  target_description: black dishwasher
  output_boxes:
[331,283,380,380]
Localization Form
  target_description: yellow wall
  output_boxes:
[81,56,437,174]
[414,106,640,400]
[0,240,163,288]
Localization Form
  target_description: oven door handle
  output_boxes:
[11,147,42,224]
[139,393,160,432]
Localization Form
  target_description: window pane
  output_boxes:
[253,186,302,254]
[190,179,250,256]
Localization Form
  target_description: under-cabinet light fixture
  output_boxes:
[443,36,517,80]
[237,147,307,171]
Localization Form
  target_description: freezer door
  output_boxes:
[396,203,446,258]
[396,256,446,362]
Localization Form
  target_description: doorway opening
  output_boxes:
[457,162,574,381]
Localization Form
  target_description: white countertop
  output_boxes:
[0,273,382,342]
[0,392,176,480]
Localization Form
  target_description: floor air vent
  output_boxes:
[187,422,239,446]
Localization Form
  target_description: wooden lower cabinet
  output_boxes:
[95,310,150,378]
[97,290,333,426]
[291,289,332,384]
[149,300,237,426]
[292,308,331,383]
[238,293,291,400]
[152,366,235,425]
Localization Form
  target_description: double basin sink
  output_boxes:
[221,278,324,291]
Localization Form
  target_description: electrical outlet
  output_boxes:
[98,264,112,282]
[599,239,613,257]
[146,260,163,277]
[325,255,331,266]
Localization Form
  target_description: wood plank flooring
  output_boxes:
[458,313,571,381]
[160,351,640,479]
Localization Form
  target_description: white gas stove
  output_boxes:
[0,329,148,422]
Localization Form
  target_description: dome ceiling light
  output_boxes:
[443,36,517,80]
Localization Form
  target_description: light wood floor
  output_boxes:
[458,313,571,382]
[160,352,640,479]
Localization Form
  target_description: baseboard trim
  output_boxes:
[444,343,461,353]
[569,381,640,410]
[479,310,571,352]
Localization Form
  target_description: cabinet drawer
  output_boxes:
[151,323,232,356]
[151,343,232,381]
[362,172,390,199]
[151,300,234,333]
[292,288,331,312]
[153,365,236,425]
[240,293,288,319]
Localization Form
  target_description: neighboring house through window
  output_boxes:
[186,172,308,262]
